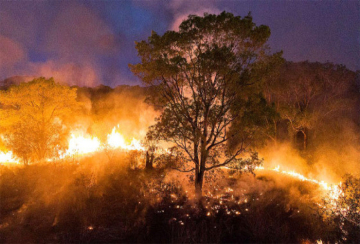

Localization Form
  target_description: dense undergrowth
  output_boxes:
[0,153,357,243]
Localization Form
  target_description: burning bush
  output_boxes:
[0,77,81,164]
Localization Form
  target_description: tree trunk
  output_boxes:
[23,158,28,166]
[195,170,204,199]
[145,151,154,170]
[301,129,307,150]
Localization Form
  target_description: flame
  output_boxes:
[255,165,342,200]
[107,126,145,151]
[64,124,145,157]
[0,125,345,206]
[65,133,101,156]
[0,151,20,164]
[0,124,145,164]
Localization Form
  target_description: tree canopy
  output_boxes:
[0,77,81,164]
[131,12,280,196]
[263,61,356,150]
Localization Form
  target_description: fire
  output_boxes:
[107,126,144,151]
[66,134,101,156]
[64,125,145,157]
[0,125,345,205]
[0,124,144,164]
[0,151,20,164]
[255,165,342,200]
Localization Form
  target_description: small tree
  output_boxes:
[131,12,278,197]
[142,130,159,170]
[0,77,80,164]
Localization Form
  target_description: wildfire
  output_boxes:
[0,125,144,164]
[0,126,344,204]
[255,165,342,200]
[64,125,145,157]
[66,134,101,156]
[107,125,144,151]
[0,151,19,164]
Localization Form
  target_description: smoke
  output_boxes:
[0,2,120,87]
[166,0,220,30]
[72,86,159,144]
[43,3,117,60]
[258,118,360,185]
[0,35,27,69]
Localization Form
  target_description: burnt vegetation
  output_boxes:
[0,158,344,243]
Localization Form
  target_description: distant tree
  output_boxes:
[131,12,279,197]
[263,62,355,150]
[0,77,80,164]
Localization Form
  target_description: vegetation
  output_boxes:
[0,156,344,243]
[323,174,360,242]
[263,61,357,150]
[0,78,80,164]
[131,12,280,197]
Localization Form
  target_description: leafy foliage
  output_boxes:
[131,12,280,195]
[0,77,81,163]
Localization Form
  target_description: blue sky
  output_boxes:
[0,0,358,87]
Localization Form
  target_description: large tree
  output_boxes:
[131,12,279,197]
[0,77,80,164]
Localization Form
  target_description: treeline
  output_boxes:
[263,61,360,151]
[76,60,360,160]
[1,61,359,168]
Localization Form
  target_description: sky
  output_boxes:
[0,0,359,87]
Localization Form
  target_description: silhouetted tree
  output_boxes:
[131,12,279,197]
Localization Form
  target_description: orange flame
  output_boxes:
[255,165,342,200]
[0,151,20,164]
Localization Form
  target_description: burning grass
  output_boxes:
[0,152,353,243]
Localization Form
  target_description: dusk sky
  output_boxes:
[0,0,359,87]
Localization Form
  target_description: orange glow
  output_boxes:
[255,165,342,201]
[0,151,20,164]
[107,125,145,151]
[64,124,145,157]
[65,133,101,156]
